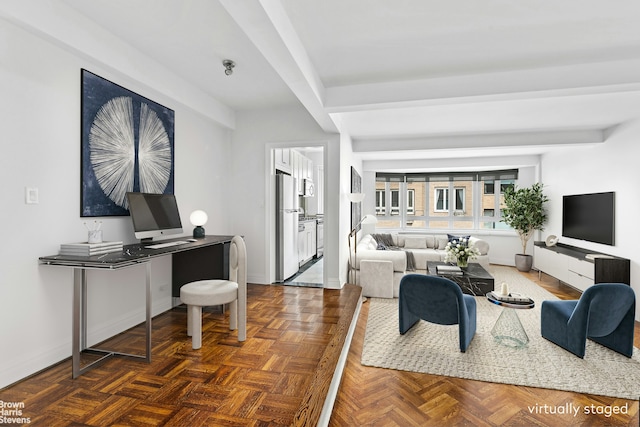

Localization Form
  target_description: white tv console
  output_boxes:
[533,241,630,292]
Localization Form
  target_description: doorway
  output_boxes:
[272,145,324,287]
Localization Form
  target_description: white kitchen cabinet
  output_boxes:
[298,225,306,265]
[304,158,313,180]
[274,148,291,174]
[290,150,314,195]
[298,220,317,266]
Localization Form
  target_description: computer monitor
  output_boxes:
[126,192,183,242]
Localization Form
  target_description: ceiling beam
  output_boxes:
[352,129,605,153]
[219,0,338,133]
[325,60,640,113]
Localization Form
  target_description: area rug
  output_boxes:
[361,266,640,399]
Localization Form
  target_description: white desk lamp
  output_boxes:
[190,210,208,238]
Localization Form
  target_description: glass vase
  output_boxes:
[457,258,468,268]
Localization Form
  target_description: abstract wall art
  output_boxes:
[81,69,175,217]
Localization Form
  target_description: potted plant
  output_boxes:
[501,182,549,272]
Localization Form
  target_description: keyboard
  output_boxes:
[146,240,189,249]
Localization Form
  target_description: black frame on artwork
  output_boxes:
[81,69,175,217]
[351,166,362,230]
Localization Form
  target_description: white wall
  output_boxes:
[341,134,362,284]
[541,121,640,320]
[0,17,232,388]
[228,106,342,287]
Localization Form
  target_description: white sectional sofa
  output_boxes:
[354,233,490,298]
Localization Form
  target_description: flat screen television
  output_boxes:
[562,191,615,246]
[126,192,183,242]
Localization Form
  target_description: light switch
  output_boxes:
[25,187,39,204]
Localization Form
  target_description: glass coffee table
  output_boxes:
[486,292,535,349]
[427,261,495,296]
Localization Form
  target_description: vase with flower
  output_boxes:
[444,237,480,268]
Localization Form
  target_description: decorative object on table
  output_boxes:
[85,220,103,243]
[487,290,533,304]
[501,182,549,272]
[541,283,635,358]
[435,264,463,276]
[81,69,175,217]
[399,274,477,352]
[189,210,208,238]
[347,212,377,283]
[500,282,509,296]
[545,234,558,247]
[443,237,480,268]
[59,240,123,256]
[362,265,640,399]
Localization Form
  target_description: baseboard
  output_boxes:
[0,299,173,390]
[317,291,363,427]
[0,341,70,390]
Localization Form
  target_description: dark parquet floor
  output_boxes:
[1,268,638,426]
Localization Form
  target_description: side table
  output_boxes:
[486,293,535,349]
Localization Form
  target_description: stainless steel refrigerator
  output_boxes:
[276,174,299,282]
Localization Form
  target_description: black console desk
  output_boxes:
[39,235,233,378]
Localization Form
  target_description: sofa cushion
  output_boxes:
[397,235,436,248]
[404,236,427,249]
[435,236,449,250]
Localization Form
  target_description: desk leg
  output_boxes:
[70,263,152,379]
[72,268,86,379]
[145,263,152,362]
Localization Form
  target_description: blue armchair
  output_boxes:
[541,283,635,358]
[399,274,477,352]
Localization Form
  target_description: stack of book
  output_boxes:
[59,241,123,256]
[436,265,463,276]
[488,291,531,303]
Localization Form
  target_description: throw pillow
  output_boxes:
[404,236,427,249]
[447,233,470,243]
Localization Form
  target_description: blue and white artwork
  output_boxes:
[81,69,175,217]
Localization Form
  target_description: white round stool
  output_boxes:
[179,235,247,349]
[179,280,237,349]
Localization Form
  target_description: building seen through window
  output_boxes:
[375,170,516,231]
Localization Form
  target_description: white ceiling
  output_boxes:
[58,0,640,161]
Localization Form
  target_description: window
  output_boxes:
[484,181,495,195]
[407,189,415,214]
[389,190,400,215]
[454,187,465,212]
[376,170,518,231]
[500,180,514,193]
[434,188,448,212]
[375,190,385,215]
